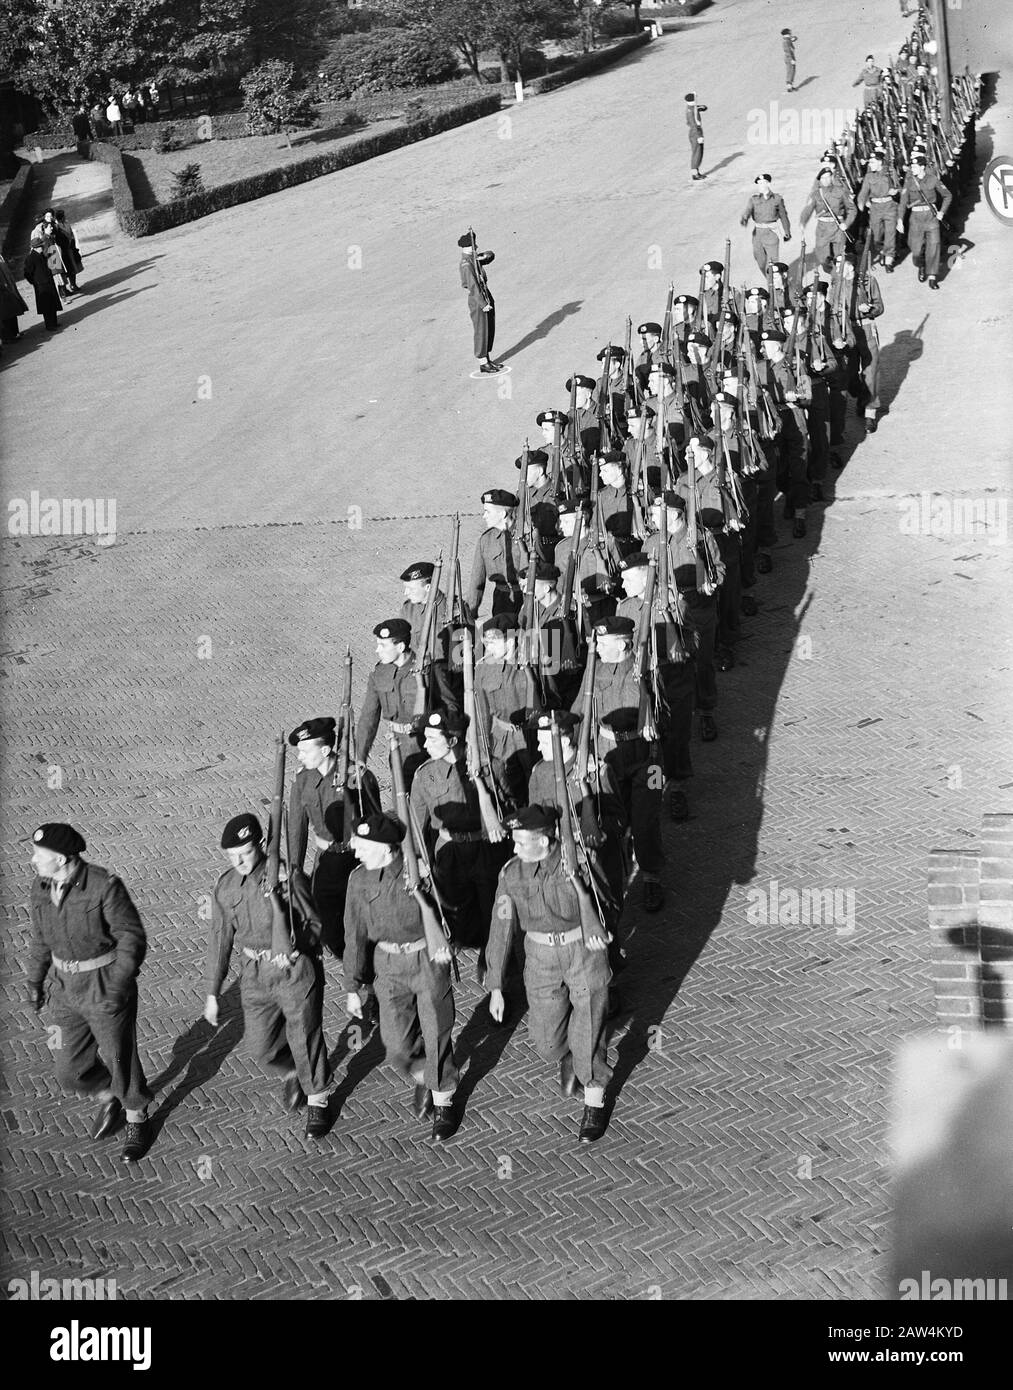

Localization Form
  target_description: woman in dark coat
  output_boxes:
[0,253,28,341]
[22,228,62,330]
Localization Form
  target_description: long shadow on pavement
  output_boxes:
[497,300,583,364]
[147,979,244,1137]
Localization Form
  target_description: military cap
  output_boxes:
[536,409,567,427]
[220,813,262,850]
[817,164,835,177]
[351,812,404,846]
[684,91,696,101]
[482,612,518,634]
[692,434,716,453]
[594,615,636,637]
[620,552,650,571]
[654,490,686,511]
[760,328,787,344]
[700,260,723,274]
[674,294,699,308]
[400,561,434,582]
[556,496,590,516]
[456,233,473,247]
[745,286,770,301]
[520,559,560,582]
[673,562,700,592]
[515,448,549,469]
[597,449,626,467]
[32,822,86,856]
[637,321,662,336]
[687,330,711,347]
[601,707,640,734]
[713,390,739,407]
[420,709,466,738]
[871,145,886,157]
[596,345,627,362]
[507,803,558,834]
[650,361,676,378]
[530,709,581,734]
[288,716,338,747]
[565,374,596,392]
[780,27,791,35]
[754,173,772,184]
[481,488,518,508]
[770,261,789,274]
[373,618,412,645]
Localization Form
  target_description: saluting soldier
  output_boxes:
[781,28,798,93]
[801,165,857,272]
[344,812,458,1141]
[458,230,504,374]
[685,91,707,180]
[741,174,792,275]
[205,813,332,1139]
[467,488,527,620]
[25,822,154,1162]
[857,146,899,272]
[487,804,613,1143]
[897,151,951,289]
[287,716,381,957]
[356,618,425,788]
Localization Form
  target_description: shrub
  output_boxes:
[170,162,205,198]
[154,121,181,153]
[527,31,650,95]
[320,29,459,100]
[597,6,642,38]
[241,60,318,135]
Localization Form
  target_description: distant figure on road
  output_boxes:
[72,104,93,159]
[22,226,61,330]
[0,252,28,343]
[459,229,504,374]
[781,28,797,93]
[685,92,707,180]
[740,174,792,274]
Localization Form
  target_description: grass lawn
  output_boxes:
[123,118,400,206]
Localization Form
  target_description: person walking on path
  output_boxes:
[22,226,62,330]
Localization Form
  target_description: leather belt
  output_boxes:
[870,197,894,203]
[388,721,413,734]
[243,947,276,962]
[492,715,517,732]
[52,950,116,974]
[377,938,426,955]
[443,829,483,842]
[816,214,839,222]
[598,725,643,744]
[527,927,583,947]
[910,204,931,211]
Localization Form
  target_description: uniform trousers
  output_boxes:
[47,966,152,1112]
[240,954,330,1096]
[524,938,612,1089]
[374,948,458,1094]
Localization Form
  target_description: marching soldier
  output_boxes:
[475,613,535,810]
[519,559,581,707]
[685,92,707,180]
[400,560,460,714]
[565,374,602,484]
[458,230,503,374]
[671,293,699,350]
[741,175,792,275]
[515,448,560,562]
[699,261,724,332]
[467,488,527,619]
[840,252,885,432]
[635,321,664,392]
[205,813,332,1139]
[287,716,381,957]
[400,561,448,654]
[801,165,857,272]
[759,326,812,537]
[356,618,425,788]
[852,55,884,108]
[487,804,612,1142]
[857,146,899,272]
[344,812,458,1141]
[780,28,797,93]
[897,151,951,289]
[594,344,629,440]
[26,822,154,1162]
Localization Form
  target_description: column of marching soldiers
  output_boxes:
[24,13,982,1159]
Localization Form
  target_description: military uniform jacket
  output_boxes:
[566,404,601,463]
[459,255,492,312]
[685,103,707,140]
[858,168,898,211]
[674,467,725,531]
[206,859,321,995]
[525,592,580,679]
[289,762,343,868]
[467,526,529,617]
[410,753,482,845]
[850,272,884,323]
[486,844,582,991]
[643,527,725,618]
[898,171,952,221]
[475,657,530,733]
[528,479,561,560]
[401,590,448,656]
[570,654,647,728]
[801,182,856,227]
[356,657,418,761]
[596,482,633,541]
[741,191,791,235]
[343,851,424,994]
[552,530,603,596]
[527,755,624,835]
[27,861,147,990]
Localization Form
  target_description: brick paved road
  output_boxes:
[2,0,1011,1299]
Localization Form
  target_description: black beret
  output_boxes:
[692,434,715,453]
[700,260,723,274]
[673,563,699,592]
[620,552,650,571]
[745,286,770,300]
[457,233,472,247]
[565,375,596,392]
[400,561,434,582]
[684,91,696,101]
[754,173,772,183]
[288,716,337,746]
[600,707,640,734]
[420,708,466,738]
[220,813,262,849]
[760,328,786,343]
[594,615,636,637]
[32,822,86,856]
[351,812,404,846]
[654,491,687,512]
[530,709,581,733]
[596,345,627,362]
[482,613,518,635]
[769,261,789,274]
[687,330,711,347]
[536,409,567,426]
[780,28,791,36]
[515,448,549,469]
[520,560,560,582]
[638,321,662,335]
[651,361,676,378]
[674,294,699,308]
[597,449,626,466]
[373,618,412,644]
[508,803,558,834]
[481,488,518,508]
[557,496,590,516]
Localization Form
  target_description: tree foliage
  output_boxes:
[239,57,316,134]
[374,0,575,83]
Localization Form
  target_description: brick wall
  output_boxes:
[928,813,1013,1030]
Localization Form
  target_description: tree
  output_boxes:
[483,0,573,83]
[372,0,492,82]
[240,57,316,135]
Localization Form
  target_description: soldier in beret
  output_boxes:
[857,147,899,273]
[564,374,602,487]
[519,559,581,707]
[645,361,687,461]
[458,231,504,374]
[741,176,793,276]
[288,717,381,957]
[475,613,535,811]
[25,823,154,1162]
[686,92,707,180]
[400,562,459,714]
[487,804,613,1143]
[515,449,560,563]
[536,408,568,490]
[699,261,724,332]
[897,152,951,289]
[671,293,699,351]
[801,166,857,273]
[344,812,458,1141]
[635,322,664,394]
[595,451,635,556]
[466,489,528,621]
[759,327,812,538]
[205,813,332,1138]
[356,618,425,790]
[593,344,629,441]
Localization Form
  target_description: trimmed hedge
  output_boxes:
[0,160,35,258]
[95,92,501,237]
[526,31,652,96]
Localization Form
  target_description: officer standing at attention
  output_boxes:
[205,813,332,1138]
[25,822,154,1162]
[780,28,798,93]
[458,231,504,374]
[685,92,707,180]
[487,804,612,1143]
[344,812,458,1141]
[741,175,792,275]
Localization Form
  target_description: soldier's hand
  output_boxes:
[838,221,847,231]
[488,988,506,1022]
[28,983,44,1013]
[482,305,492,313]
[431,946,452,964]
[858,302,870,314]
[897,220,904,232]
[739,217,748,227]
[585,935,610,952]
[347,992,364,1020]
[783,234,791,243]
[935,211,943,222]
[700,581,716,597]
[313,833,331,851]
[203,995,219,1027]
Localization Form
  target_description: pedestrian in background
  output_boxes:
[72,104,93,159]
[23,226,62,330]
[106,95,124,138]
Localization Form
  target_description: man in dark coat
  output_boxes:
[22,227,61,330]
[459,230,504,374]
